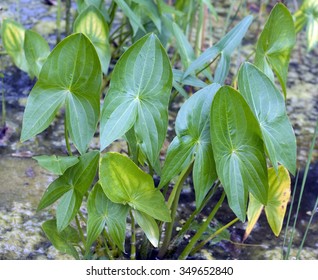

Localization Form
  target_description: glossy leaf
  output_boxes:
[37,151,99,211]
[254,3,296,97]
[1,19,30,74]
[245,166,291,239]
[133,210,159,247]
[87,183,129,252]
[99,152,171,222]
[21,33,102,155]
[33,155,79,175]
[210,86,268,221]
[184,16,253,82]
[294,0,318,51]
[76,0,109,21]
[100,33,172,166]
[74,5,111,74]
[42,219,80,259]
[114,0,146,36]
[160,84,220,206]
[24,30,50,78]
[238,62,296,175]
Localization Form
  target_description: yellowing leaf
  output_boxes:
[245,165,291,239]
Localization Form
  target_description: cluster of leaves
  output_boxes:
[0,1,301,259]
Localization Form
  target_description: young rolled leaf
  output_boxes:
[210,86,268,221]
[87,183,129,252]
[133,210,160,248]
[21,33,102,155]
[184,15,253,83]
[24,30,50,78]
[294,0,318,51]
[37,151,99,225]
[100,33,172,167]
[74,5,111,74]
[99,152,171,222]
[42,219,80,259]
[1,19,30,74]
[238,62,296,175]
[33,155,79,175]
[244,165,291,239]
[254,3,296,97]
[160,83,220,207]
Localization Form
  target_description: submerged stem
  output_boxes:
[178,191,226,260]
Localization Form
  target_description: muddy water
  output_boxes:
[0,0,318,259]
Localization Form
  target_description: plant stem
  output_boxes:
[158,161,194,258]
[285,118,318,259]
[1,74,5,127]
[65,0,71,36]
[75,214,86,249]
[191,217,239,255]
[130,210,136,260]
[56,0,62,44]
[172,181,220,245]
[178,191,226,260]
[64,114,73,156]
[102,229,114,260]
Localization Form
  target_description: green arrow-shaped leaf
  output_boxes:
[24,30,50,78]
[74,5,111,74]
[87,183,129,252]
[238,62,296,175]
[33,155,79,175]
[1,19,30,74]
[42,219,80,259]
[100,33,172,166]
[21,33,102,155]
[99,152,171,222]
[160,83,220,206]
[254,3,296,97]
[210,86,268,221]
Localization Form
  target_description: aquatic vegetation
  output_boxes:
[0,1,305,260]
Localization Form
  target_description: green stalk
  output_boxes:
[282,170,299,258]
[158,161,194,258]
[130,210,136,260]
[222,0,235,37]
[65,0,71,36]
[191,217,239,255]
[171,181,220,245]
[296,195,318,259]
[178,191,226,260]
[102,229,115,260]
[64,114,73,156]
[285,118,318,259]
[194,1,204,56]
[75,215,86,249]
[56,0,62,44]
[1,74,5,127]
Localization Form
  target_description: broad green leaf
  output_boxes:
[74,5,111,74]
[114,0,146,36]
[133,210,159,247]
[173,69,207,88]
[99,152,171,222]
[238,62,296,175]
[87,183,129,252]
[1,19,30,74]
[37,151,99,211]
[42,219,80,259]
[76,0,110,21]
[210,86,268,221]
[56,188,82,232]
[21,33,102,155]
[160,84,220,206]
[100,33,172,166]
[254,3,296,97]
[244,166,291,239]
[33,155,79,175]
[24,30,50,78]
[294,0,318,51]
[184,16,253,82]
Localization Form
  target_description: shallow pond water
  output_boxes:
[0,0,317,260]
